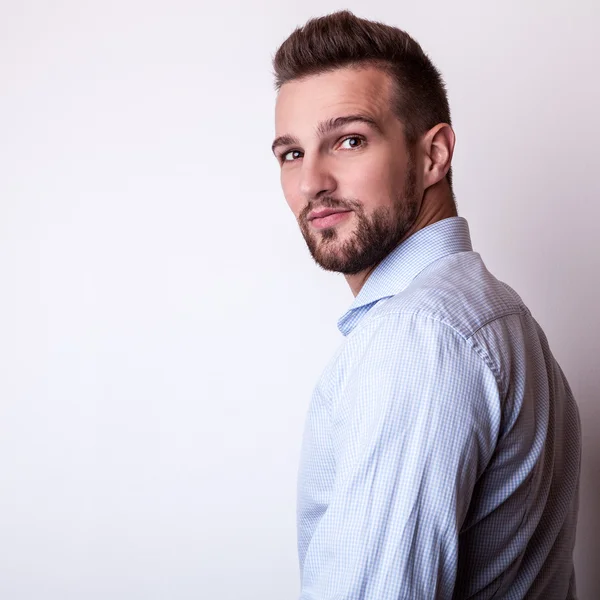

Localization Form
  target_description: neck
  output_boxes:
[345,185,457,297]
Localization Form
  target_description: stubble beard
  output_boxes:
[298,160,419,275]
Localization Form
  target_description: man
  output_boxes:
[271,10,581,600]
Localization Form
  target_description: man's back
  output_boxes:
[297,218,580,598]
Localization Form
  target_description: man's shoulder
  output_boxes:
[369,250,529,341]
[324,251,530,395]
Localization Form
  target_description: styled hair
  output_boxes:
[272,10,454,191]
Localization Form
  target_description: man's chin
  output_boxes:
[309,245,365,274]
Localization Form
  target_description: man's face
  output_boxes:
[273,66,422,275]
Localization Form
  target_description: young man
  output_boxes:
[271,10,580,600]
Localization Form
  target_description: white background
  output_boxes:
[1,0,598,598]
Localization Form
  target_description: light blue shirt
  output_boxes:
[297,217,580,599]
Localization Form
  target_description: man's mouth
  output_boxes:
[307,208,353,229]
[307,208,351,221]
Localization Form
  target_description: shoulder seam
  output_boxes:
[466,311,526,339]
[364,310,506,395]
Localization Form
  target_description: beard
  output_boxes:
[297,158,419,275]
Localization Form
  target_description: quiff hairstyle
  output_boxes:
[272,10,454,192]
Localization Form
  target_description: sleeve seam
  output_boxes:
[362,310,506,397]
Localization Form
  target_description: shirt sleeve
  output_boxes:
[299,312,502,600]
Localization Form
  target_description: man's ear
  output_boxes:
[421,124,455,190]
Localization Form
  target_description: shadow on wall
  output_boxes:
[568,186,600,598]
[574,370,600,598]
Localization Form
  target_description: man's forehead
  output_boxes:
[275,67,393,128]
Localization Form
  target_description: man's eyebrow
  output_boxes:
[271,114,383,155]
[271,134,300,155]
[316,114,383,137]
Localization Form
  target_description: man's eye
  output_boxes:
[283,150,303,162]
[340,136,364,149]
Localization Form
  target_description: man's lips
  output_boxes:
[307,208,353,229]
[307,208,353,221]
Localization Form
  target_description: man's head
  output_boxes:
[272,11,456,281]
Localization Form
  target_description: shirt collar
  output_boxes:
[337,217,473,336]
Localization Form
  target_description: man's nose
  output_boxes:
[298,157,336,200]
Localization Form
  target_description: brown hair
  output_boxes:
[272,10,454,191]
